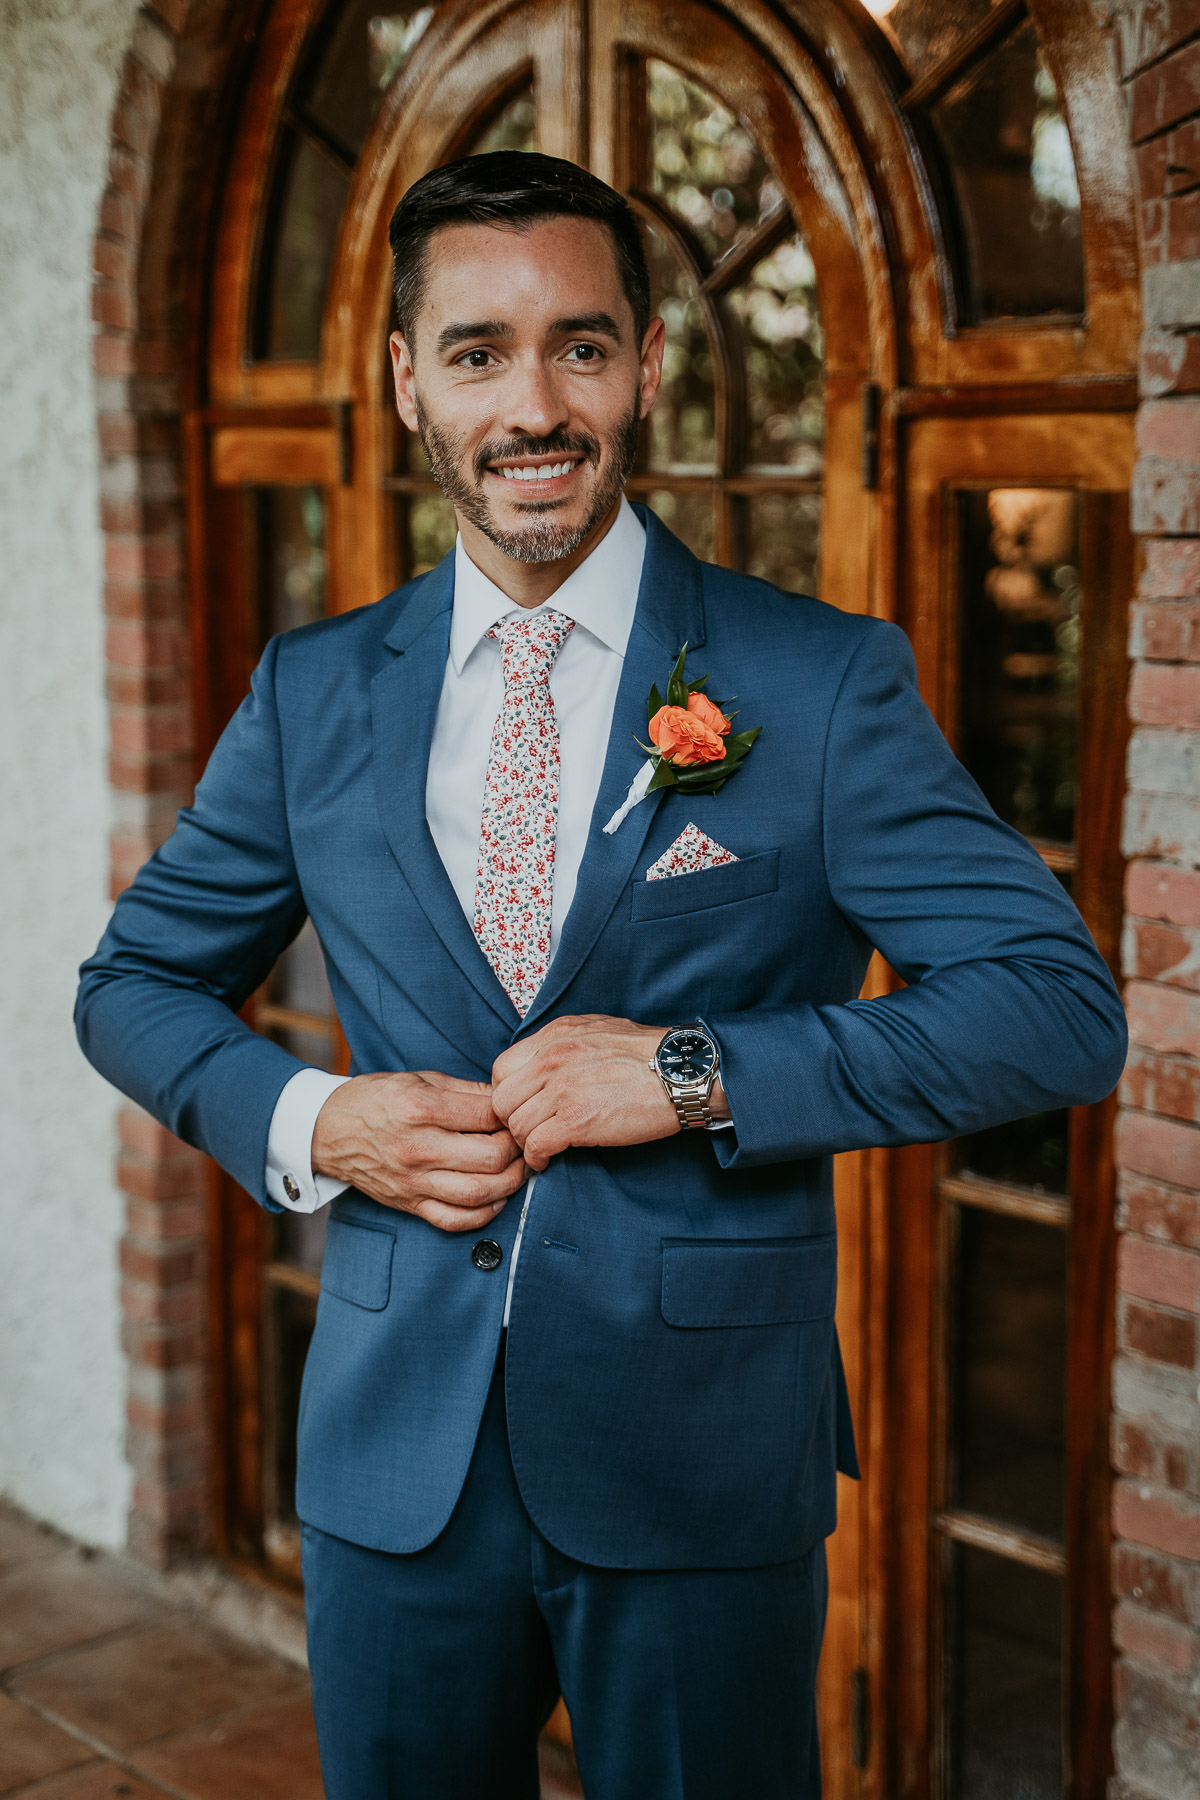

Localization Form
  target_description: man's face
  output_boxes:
[389,216,664,565]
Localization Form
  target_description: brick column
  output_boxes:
[91,0,244,1566]
[1113,2,1200,1788]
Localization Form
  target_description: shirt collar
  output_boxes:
[448,496,646,675]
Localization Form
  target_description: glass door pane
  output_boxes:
[935,483,1086,1798]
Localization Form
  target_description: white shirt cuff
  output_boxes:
[266,1068,352,1212]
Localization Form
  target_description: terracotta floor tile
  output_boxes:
[0,1560,151,1674]
[135,1693,324,1800]
[0,1507,65,1573]
[9,1621,305,1754]
[0,1692,91,1790]
[1,1761,174,1798]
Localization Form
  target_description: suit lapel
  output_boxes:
[521,510,706,1032]
[371,555,519,1030]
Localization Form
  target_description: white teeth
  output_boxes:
[497,460,577,481]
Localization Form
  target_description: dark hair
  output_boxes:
[387,151,651,350]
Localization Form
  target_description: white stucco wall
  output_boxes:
[0,0,144,1545]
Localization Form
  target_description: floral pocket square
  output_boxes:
[645,822,740,881]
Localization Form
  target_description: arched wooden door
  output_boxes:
[191,3,1138,1795]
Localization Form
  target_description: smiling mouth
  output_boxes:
[488,456,586,486]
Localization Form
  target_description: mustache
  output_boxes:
[472,431,602,479]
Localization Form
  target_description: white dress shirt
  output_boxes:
[266,500,649,1316]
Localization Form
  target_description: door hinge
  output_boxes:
[850,1665,870,1770]
[860,382,881,492]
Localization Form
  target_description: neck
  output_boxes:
[455,497,624,608]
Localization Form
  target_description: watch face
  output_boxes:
[657,1028,716,1085]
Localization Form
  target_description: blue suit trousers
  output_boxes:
[302,1342,827,1800]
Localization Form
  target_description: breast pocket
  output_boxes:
[320,1217,395,1311]
[631,848,780,923]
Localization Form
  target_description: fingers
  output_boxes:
[413,1126,523,1175]
[419,1157,529,1209]
[400,1195,512,1234]
[417,1070,493,1097]
[521,1119,571,1172]
[504,1093,555,1152]
[490,1018,575,1087]
[402,1079,501,1135]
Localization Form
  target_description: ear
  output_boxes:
[389,331,419,431]
[638,316,666,418]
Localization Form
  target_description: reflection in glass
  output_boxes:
[952,1207,1067,1539]
[277,1206,328,1274]
[646,490,714,563]
[957,1109,1070,1195]
[729,235,823,472]
[367,7,437,98]
[257,487,327,637]
[471,82,537,155]
[949,1546,1063,1799]
[746,493,820,594]
[397,493,458,578]
[928,20,1083,321]
[883,0,1007,81]
[268,1289,318,1527]
[256,132,350,359]
[295,0,437,157]
[959,488,1080,844]
[644,225,715,470]
[648,60,780,262]
[254,4,437,359]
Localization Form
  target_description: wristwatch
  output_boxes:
[649,1023,721,1129]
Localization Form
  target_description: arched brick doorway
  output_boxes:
[91,2,1200,1795]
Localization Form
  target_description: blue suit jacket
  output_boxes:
[77,509,1126,1568]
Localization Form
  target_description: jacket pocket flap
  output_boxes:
[321,1218,394,1311]
[631,848,780,922]
[661,1234,836,1327]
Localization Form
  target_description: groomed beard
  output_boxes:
[416,397,641,565]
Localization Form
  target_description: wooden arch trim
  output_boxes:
[321,0,886,392]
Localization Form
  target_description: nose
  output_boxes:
[499,353,569,441]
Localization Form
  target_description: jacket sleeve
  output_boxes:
[707,618,1128,1169]
[76,637,311,1208]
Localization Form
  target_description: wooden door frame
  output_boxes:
[890,410,1135,1800]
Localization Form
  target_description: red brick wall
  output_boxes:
[1113,0,1200,1787]
[93,0,248,1567]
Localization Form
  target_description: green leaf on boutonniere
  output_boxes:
[665,644,689,710]
[647,758,679,793]
[647,682,664,725]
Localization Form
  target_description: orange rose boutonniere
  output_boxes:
[638,644,761,797]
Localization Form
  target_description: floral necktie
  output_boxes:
[473,608,576,1015]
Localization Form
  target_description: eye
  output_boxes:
[565,342,604,363]
[456,348,497,370]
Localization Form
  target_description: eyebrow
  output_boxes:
[435,311,624,357]
[552,312,623,343]
[436,319,514,355]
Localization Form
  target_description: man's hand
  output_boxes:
[490,1015,729,1172]
[311,1070,527,1232]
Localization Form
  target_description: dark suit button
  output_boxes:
[472,1239,503,1272]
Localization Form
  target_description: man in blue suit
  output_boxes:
[77,153,1126,1798]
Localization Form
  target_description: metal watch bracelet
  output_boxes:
[669,1088,714,1128]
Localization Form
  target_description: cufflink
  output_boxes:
[283,1174,301,1203]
